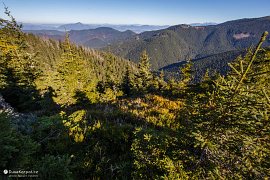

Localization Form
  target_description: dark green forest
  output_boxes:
[1,9,270,179]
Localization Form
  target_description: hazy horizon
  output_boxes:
[20,21,219,26]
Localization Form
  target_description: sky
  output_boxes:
[1,0,270,25]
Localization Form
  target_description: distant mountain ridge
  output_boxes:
[22,22,169,33]
[25,27,136,48]
[69,27,136,48]
[58,22,91,30]
[106,16,270,70]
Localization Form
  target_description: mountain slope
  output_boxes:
[69,27,136,48]
[106,16,270,70]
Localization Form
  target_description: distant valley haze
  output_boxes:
[21,22,171,33]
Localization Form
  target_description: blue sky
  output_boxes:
[1,0,270,25]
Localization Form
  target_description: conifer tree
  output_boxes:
[122,65,133,95]
[135,50,152,91]
[157,70,167,91]
[179,59,192,86]
[52,33,98,106]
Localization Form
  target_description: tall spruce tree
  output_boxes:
[122,65,133,95]
[136,50,152,91]
[52,33,98,106]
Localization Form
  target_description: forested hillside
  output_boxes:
[106,16,270,70]
[1,9,270,179]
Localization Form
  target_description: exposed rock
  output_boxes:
[233,32,251,40]
[0,93,37,134]
[0,93,17,116]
